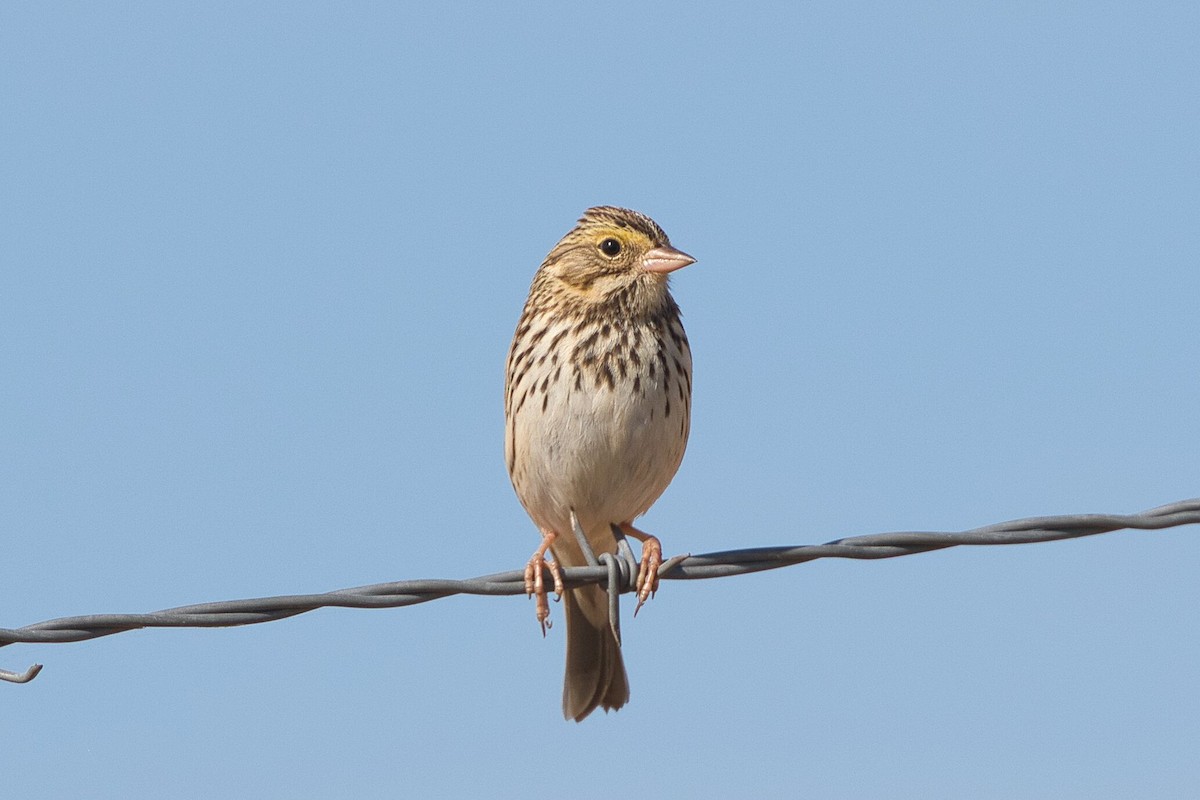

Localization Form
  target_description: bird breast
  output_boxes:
[506,312,691,536]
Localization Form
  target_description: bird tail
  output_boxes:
[561,583,629,722]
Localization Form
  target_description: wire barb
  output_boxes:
[2,498,1197,683]
[0,664,43,684]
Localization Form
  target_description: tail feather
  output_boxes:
[561,585,629,722]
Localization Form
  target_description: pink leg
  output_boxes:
[524,529,564,636]
[618,523,662,614]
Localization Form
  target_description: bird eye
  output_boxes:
[599,238,622,257]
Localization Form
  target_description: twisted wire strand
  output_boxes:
[2,498,1197,682]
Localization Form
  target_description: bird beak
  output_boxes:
[641,246,696,274]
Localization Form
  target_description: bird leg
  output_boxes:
[524,529,564,636]
[618,523,662,614]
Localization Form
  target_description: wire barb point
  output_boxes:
[0,663,43,684]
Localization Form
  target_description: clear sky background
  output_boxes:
[3,3,1198,797]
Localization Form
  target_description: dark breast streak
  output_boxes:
[505,302,691,476]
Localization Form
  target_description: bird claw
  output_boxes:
[633,535,662,616]
[525,552,564,636]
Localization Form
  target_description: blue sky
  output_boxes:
[3,3,1198,797]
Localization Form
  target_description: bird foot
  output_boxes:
[634,537,662,615]
[524,534,564,636]
[619,524,662,615]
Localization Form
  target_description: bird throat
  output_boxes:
[545,273,673,323]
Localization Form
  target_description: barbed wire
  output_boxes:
[2,497,1197,684]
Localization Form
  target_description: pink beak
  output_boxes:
[641,245,696,274]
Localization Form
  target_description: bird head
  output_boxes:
[536,206,695,314]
